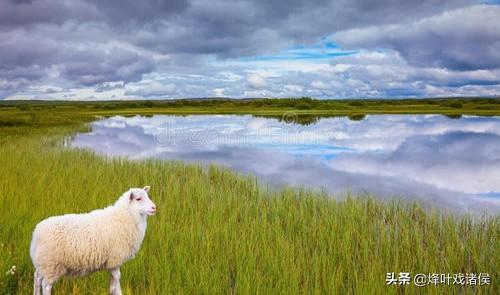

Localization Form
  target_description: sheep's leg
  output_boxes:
[41,278,52,295]
[33,270,42,295]
[109,267,122,295]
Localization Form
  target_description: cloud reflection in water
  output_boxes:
[72,114,500,214]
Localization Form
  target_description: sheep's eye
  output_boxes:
[136,197,142,201]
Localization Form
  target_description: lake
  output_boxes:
[72,114,500,214]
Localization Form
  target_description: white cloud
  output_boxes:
[212,88,225,96]
[246,73,267,89]
[284,84,304,93]
[311,80,329,90]
[124,81,176,97]
[333,5,500,71]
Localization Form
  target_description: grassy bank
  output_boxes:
[1,98,500,119]
[0,104,498,294]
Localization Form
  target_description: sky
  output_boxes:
[1,0,499,100]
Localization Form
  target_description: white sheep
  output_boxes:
[30,186,157,295]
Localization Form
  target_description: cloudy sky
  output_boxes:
[1,0,499,100]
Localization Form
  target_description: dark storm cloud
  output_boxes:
[0,0,188,27]
[86,0,189,24]
[0,24,154,91]
[333,5,500,71]
[0,29,58,69]
[1,0,476,57]
[0,0,72,26]
[59,48,154,86]
[127,0,475,57]
[0,0,496,99]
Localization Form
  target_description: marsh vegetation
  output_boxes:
[0,99,498,294]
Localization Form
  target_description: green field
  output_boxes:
[0,99,499,294]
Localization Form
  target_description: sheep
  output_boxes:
[30,186,157,295]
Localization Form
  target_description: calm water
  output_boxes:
[72,114,500,214]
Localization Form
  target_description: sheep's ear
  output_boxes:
[129,192,135,200]
[143,186,150,192]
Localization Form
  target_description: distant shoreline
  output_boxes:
[1,97,500,119]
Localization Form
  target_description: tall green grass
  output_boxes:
[0,124,498,294]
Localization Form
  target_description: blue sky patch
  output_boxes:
[240,41,356,61]
[481,0,500,5]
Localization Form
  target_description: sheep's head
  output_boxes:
[128,186,157,216]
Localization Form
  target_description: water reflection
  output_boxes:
[72,115,500,214]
